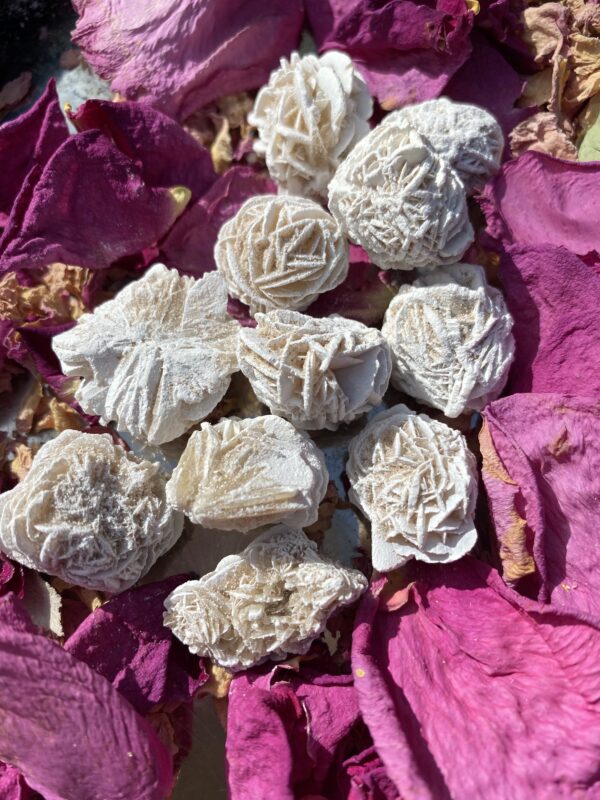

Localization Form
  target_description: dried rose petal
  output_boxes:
[0,131,191,273]
[0,594,173,800]
[480,152,600,254]
[353,559,600,799]
[499,244,600,396]
[481,393,600,617]
[65,575,208,713]
[305,0,474,110]
[72,0,303,120]
[0,79,68,225]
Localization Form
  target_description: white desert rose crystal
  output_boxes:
[166,415,328,532]
[238,310,392,430]
[388,98,504,194]
[163,525,367,671]
[328,119,473,270]
[0,431,183,592]
[248,50,373,200]
[381,263,515,417]
[347,405,478,572]
[215,194,349,314]
[52,263,239,445]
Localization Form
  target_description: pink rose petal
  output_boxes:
[353,560,600,799]
[0,594,173,800]
[481,393,600,616]
[72,0,304,120]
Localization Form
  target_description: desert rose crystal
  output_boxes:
[347,405,477,571]
[238,310,391,430]
[166,415,328,531]
[163,526,367,671]
[0,431,183,592]
[381,263,514,417]
[52,264,239,444]
[389,98,504,194]
[215,194,349,314]
[249,51,372,200]
[328,118,473,270]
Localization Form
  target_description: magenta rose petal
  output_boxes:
[0,130,190,273]
[500,244,600,396]
[227,663,393,799]
[481,393,600,614]
[0,594,173,800]
[160,166,275,275]
[70,99,217,199]
[72,0,304,120]
[480,153,600,253]
[65,575,208,713]
[0,79,68,225]
[0,762,34,800]
[305,0,474,110]
[352,560,600,800]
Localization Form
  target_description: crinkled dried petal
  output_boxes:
[164,526,367,671]
[0,131,190,274]
[72,0,304,120]
[479,152,600,255]
[0,594,173,800]
[65,575,208,712]
[481,393,600,617]
[509,112,578,160]
[238,310,391,430]
[53,264,239,444]
[167,415,328,531]
[347,404,478,571]
[0,79,68,224]
[381,263,514,417]
[352,560,600,799]
[304,0,473,111]
[499,244,600,396]
[388,98,504,194]
[0,430,183,592]
[216,194,349,313]
[328,120,473,270]
[249,51,372,200]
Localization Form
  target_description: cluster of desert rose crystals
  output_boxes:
[0,56,512,678]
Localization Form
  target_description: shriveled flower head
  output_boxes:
[388,98,504,194]
[215,194,349,314]
[166,415,328,532]
[249,51,373,200]
[382,263,515,417]
[163,525,367,671]
[347,405,477,571]
[238,310,391,430]
[53,264,239,445]
[328,119,473,270]
[0,431,183,592]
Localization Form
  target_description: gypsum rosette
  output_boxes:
[388,97,504,194]
[249,50,373,200]
[52,264,239,445]
[163,525,367,671]
[381,263,515,417]
[215,194,349,314]
[347,405,478,571]
[166,415,328,531]
[0,431,183,592]
[328,116,473,270]
[237,309,392,430]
